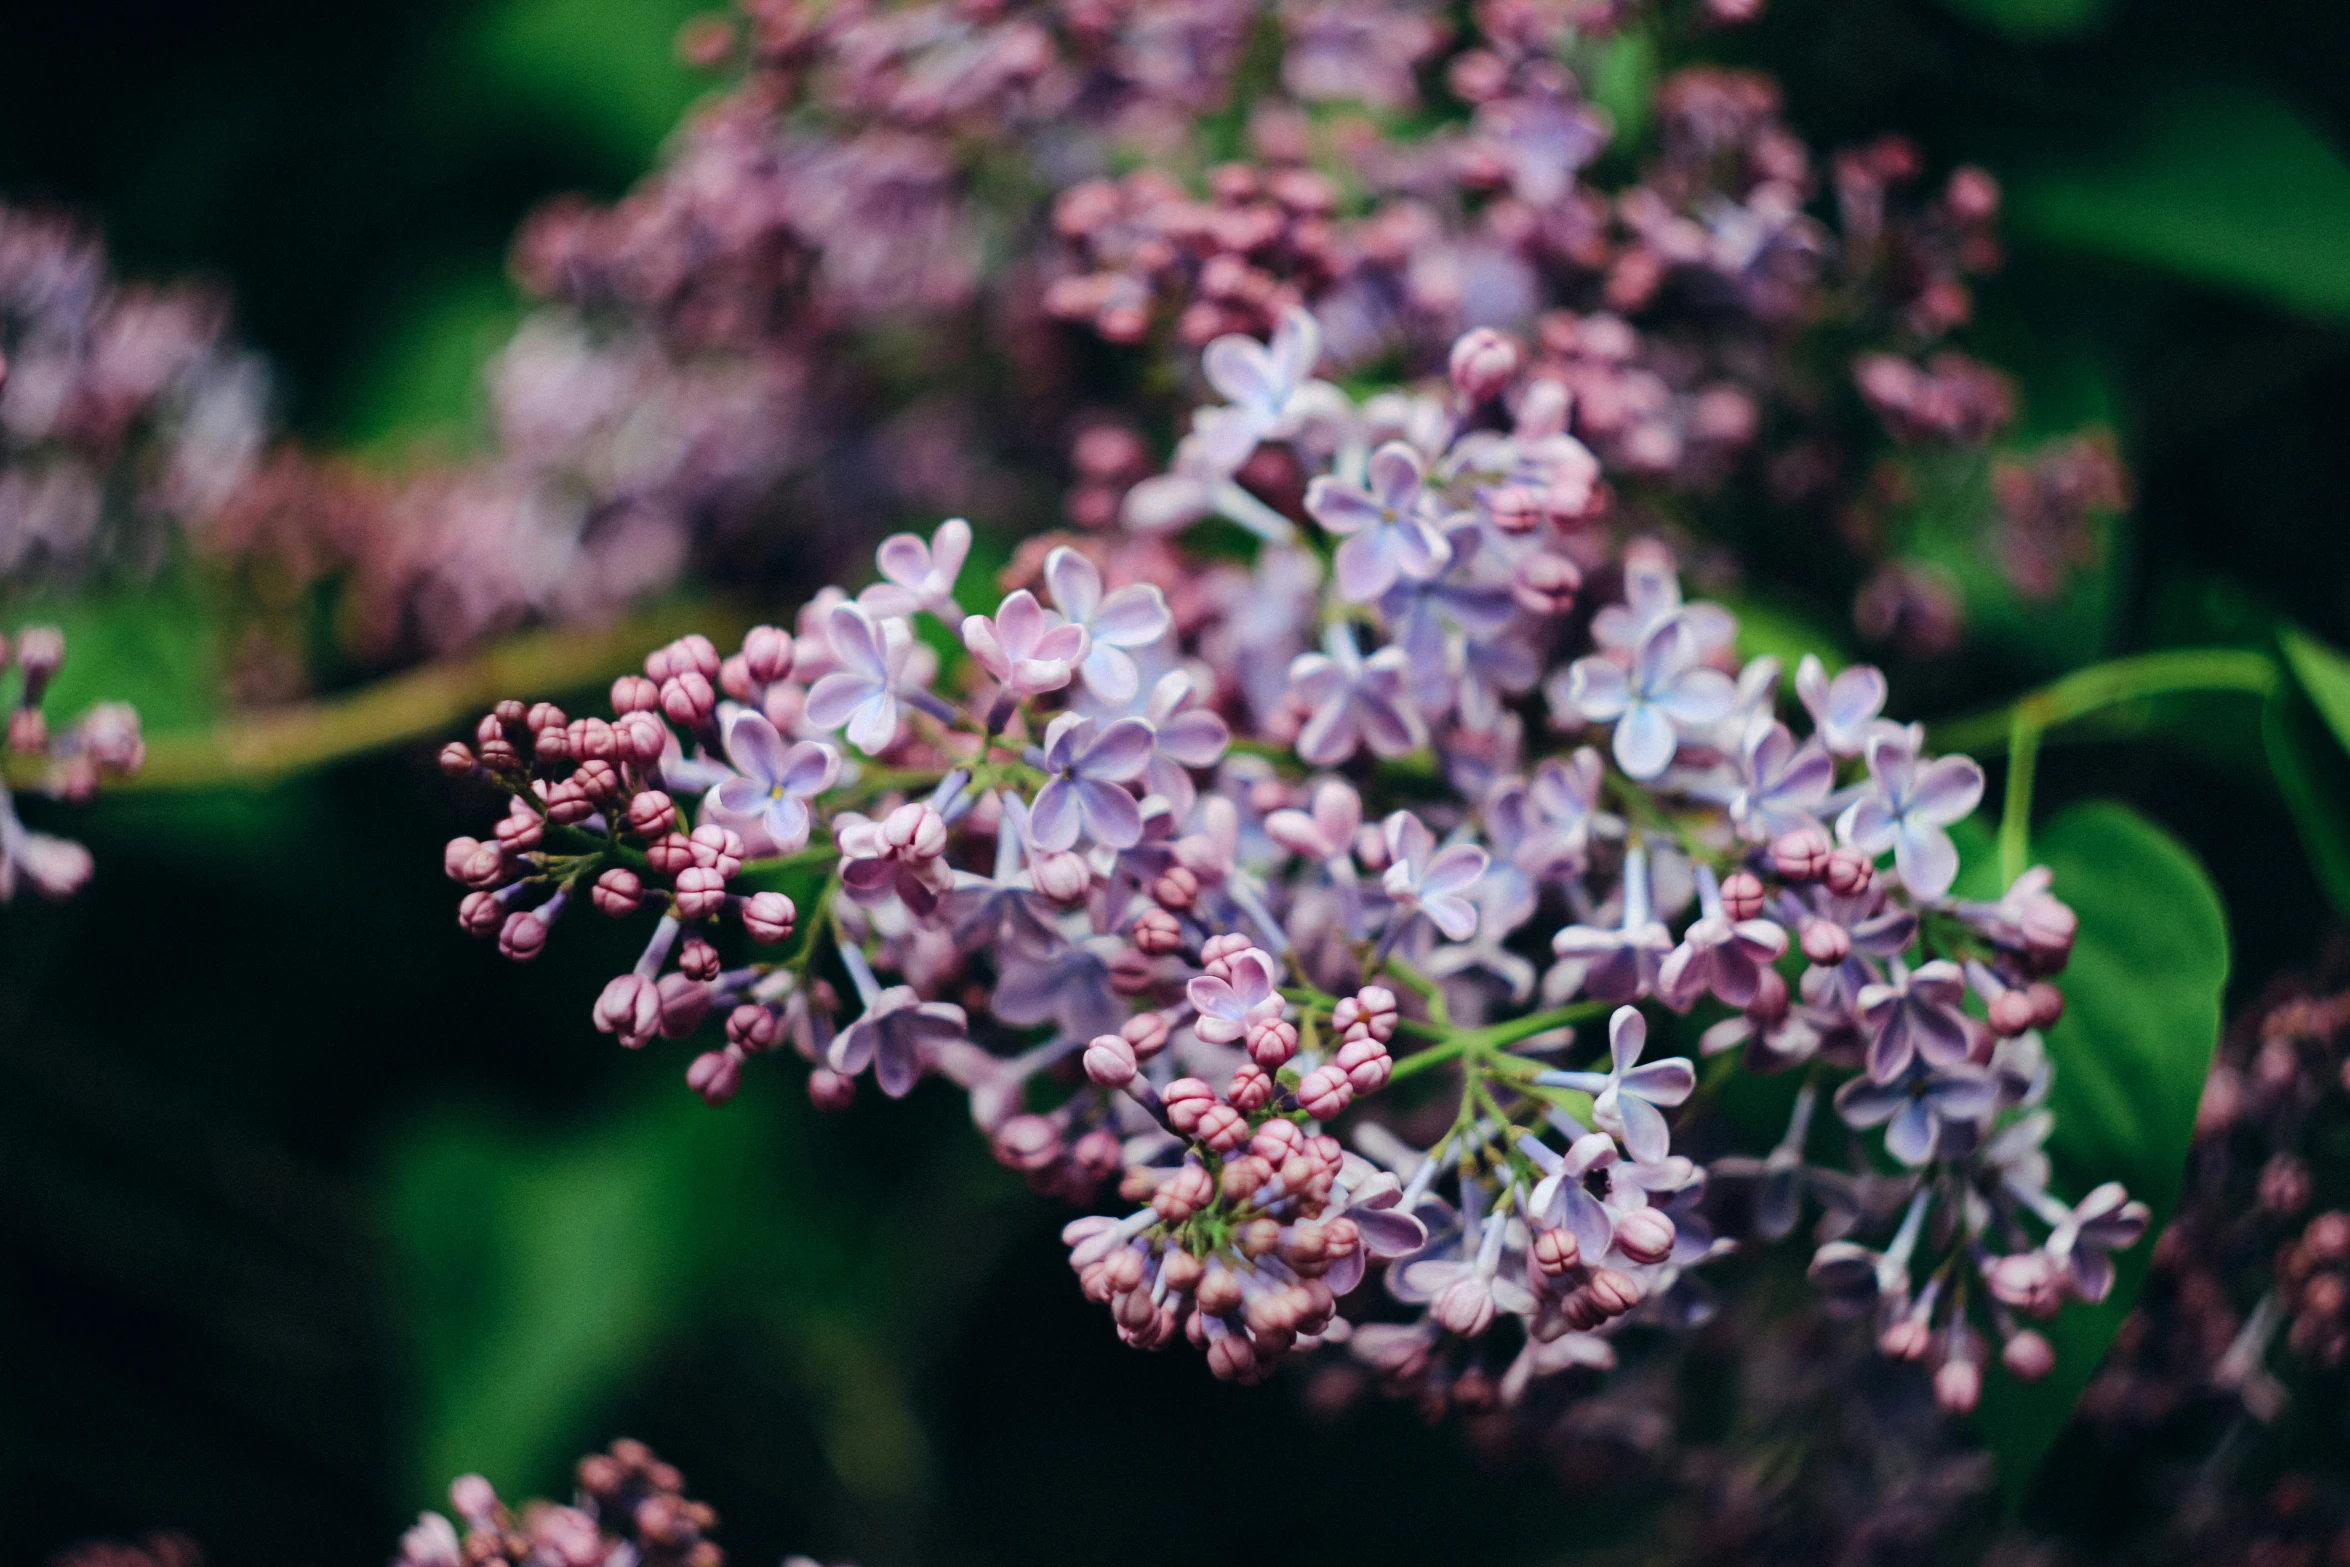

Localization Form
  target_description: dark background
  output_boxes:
[4,0,2349,1561]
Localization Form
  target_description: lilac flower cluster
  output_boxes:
[0,623,143,900]
[393,1441,732,1567]
[439,314,2139,1411]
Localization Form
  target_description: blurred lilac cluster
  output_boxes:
[394,1441,744,1567]
[433,312,2138,1413]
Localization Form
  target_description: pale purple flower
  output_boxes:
[858,516,972,620]
[936,796,1061,953]
[1834,1059,1998,1166]
[1551,842,1673,1002]
[1658,867,1791,1010]
[1489,749,1604,879]
[706,710,839,854]
[1837,733,1985,900]
[804,601,915,754]
[1264,777,1364,862]
[1540,1006,1697,1164]
[1030,713,1154,851]
[1186,946,1283,1045]
[1589,551,1736,660]
[1044,545,1171,702]
[1287,624,1426,766]
[1322,1157,1432,1295]
[1380,810,1489,941]
[1563,614,1736,779]
[2045,1181,2150,1303]
[1203,305,1325,440]
[830,986,970,1098]
[1526,1129,1625,1262]
[1305,441,1456,602]
[962,588,1090,698]
[1729,717,1833,843]
[1796,653,1890,756]
[994,935,1128,1041]
[1857,959,1972,1082]
[1138,669,1230,817]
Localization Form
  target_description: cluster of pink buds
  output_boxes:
[395,1441,726,1567]
[0,623,142,900]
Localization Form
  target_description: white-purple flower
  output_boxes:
[1029,713,1153,852]
[1589,551,1736,660]
[1304,441,1456,602]
[1043,546,1172,702]
[1287,624,1426,767]
[1796,653,1890,756]
[1322,1157,1432,1295]
[962,588,1090,699]
[804,601,914,754]
[1186,946,1284,1045]
[1203,304,1325,440]
[829,986,970,1098]
[1551,842,1673,1002]
[1857,959,1972,1082]
[1833,1059,1998,1166]
[1730,717,1833,843]
[1540,1006,1697,1164]
[706,710,840,854]
[1563,614,1736,780]
[1526,1129,1625,1263]
[2044,1182,2151,1304]
[1380,810,1489,942]
[1138,670,1230,817]
[1658,868,1791,1011]
[1837,733,1985,900]
[858,516,971,621]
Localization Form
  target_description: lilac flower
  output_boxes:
[962,588,1090,698]
[1540,1006,1698,1164]
[1729,717,1833,843]
[1203,305,1326,440]
[1043,545,1171,702]
[1658,867,1791,1010]
[1562,614,1736,779]
[1287,624,1426,766]
[1304,441,1456,602]
[804,601,914,754]
[1322,1157,1432,1295]
[1836,733,1985,900]
[1795,653,1890,756]
[1589,550,1736,660]
[1265,777,1364,862]
[1551,842,1674,1003]
[1857,959,1972,1082]
[1833,1059,1998,1166]
[706,711,841,854]
[1526,1129,1626,1263]
[858,516,971,620]
[1030,713,1154,851]
[993,935,1128,1042]
[830,985,971,1098]
[1138,669,1230,817]
[2045,1182,2151,1304]
[1380,810,1489,941]
[935,795,1062,953]
[1186,946,1283,1045]
[1490,749,1605,879]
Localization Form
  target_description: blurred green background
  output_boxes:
[5,0,2350,1561]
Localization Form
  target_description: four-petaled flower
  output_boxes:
[1551,842,1673,1002]
[707,710,840,854]
[1796,653,1890,756]
[804,601,914,754]
[1030,713,1154,850]
[1540,1006,1697,1164]
[1834,1059,1999,1166]
[2045,1182,2150,1304]
[858,516,972,621]
[1856,959,1972,1082]
[1186,946,1284,1044]
[1042,546,1172,702]
[1563,614,1735,779]
[1138,669,1230,817]
[1287,624,1426,767]
[962,588,1090,698]
[1380,810,1489,941]
[1730,717,1833,843]
[830,986,971,1099]
[1305,441,1457,602]
[1837,733,1984,900]
[1203,305,1326,441]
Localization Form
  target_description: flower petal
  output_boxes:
[1028,776,1082,851]
[1091,583,1171,646]
[1613,700,1679,779]
[1043,545,1101,623]
[1074,777,1143,849]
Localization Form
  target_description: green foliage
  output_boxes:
[465,0,714,174]
[2266,627,2350,916]
[1723,591,1851,675]
[2008,85,2350,321]
[1934,0,2117,40]
[337,265,523,456]
[1971,802,2229,1510]
[13,576,224,737]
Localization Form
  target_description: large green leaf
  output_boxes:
[2266,628,2350,916]
[1974,802,2229,1509]
[2007,86,2350,321]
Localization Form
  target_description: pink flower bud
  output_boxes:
[1200,932,1254,977]
[1335,1037,1391,1094]
[1720,870,1766,922]
[458,890,506,936]
[1084,1034,1137,1088]
[1933,1356,1982,1414]
[626,791,677,837]
[678,936,721,981]
[1195,1103,1249,1152]
[660,672,716,726]
[1296,1064,1354,1120]
[1985,1251,2062,1317]
[449,1474,499,1525]
[1246,1017,1299,1068]
[1772,827,1832,881]
[1748,966,1790,1023]
[617,711,669,764]
[1331,985,1400,1042]
[1123,1011,1171,1059]
[1434,1274,1498,1338]
[742,890,796,942]
[1586,1268,1641,1318]
[807,1068,856,1111]
[1251,1118,1305,1163]
[439,743,476,777]
[499,910,550,962]
[1032,849,1092,902]
[544,780,594,826]
[1880,1318,1934,1360]
[689,823,745,877]
[655,973,710,1038]
[1988,989,2037,1036]
[1824,847,1875,896]
[727,1003,782,1051]
[1614,1208,1677,1265]
[1533,1227,1581,1276]
[674,865,728,919]
[1101,1247,1147,1295]
[444,836,484,881]
[687,1047,744,1106]
[676,634,721,680]
[532,725,572,763]
[2002,1329,2055,1382]
[1153,1163,1215,1223]
[1800,918,1852,966]
[611,674,660,713]
[1151,865,1200,910]
[994,1113,1064,1171]
[572,717,619,762]
[1512,552,1582,617]
[646,832,696,874]
[594,974,661,1042]
[1449,327,1522,403]
[1226,1063,1275,1111]
[882,802,948,860]
[719,654,756,703]
[1485,485,1541,534]
[592,867,644,917]
[1163,1077,1217,1134]
[743,625,794,684]
[1132,908,1184,954]
[2028,981,2065,1028]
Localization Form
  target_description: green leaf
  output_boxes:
[2266,627,2350,915]
[1721,591,1851,675]
[1934,0,2116,40]
[1974,801,2229,1510]
[11,575,225,737]
[467,0,713,173]
[2008,86,2350,321]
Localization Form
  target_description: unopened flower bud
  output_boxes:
[1824,847,1875,896]
[571,717,619,762]
[1296,1063,1354,1120]
[1084,1033,1138,1088]
[1586,1268,1640,1318]
[624,791,676,838]
[1748,965,1790,1024]
[1246,1017,1299,1068]
[543,780,594,826]
[742,890,796,943]
[1720,870,1766,922]
[1163,1077,1217,1134]
[593,973,661,1043]
[573,760,620,801]
[1132,908,1184,954]
[742,625,794,684]
[1801,918,1852,966]
[1335,1037,1392,1094]
[1160,1248,1204,1294]
[1151,865,1200,910]
[616,712,668,764]
[2002,1329,2055,1382]
[1331,985,1400,1042]
[1485,485,1541,534]
[439,742,477,776]
[1533,1227,1581,1276]
[1988,988,2037,1036]
[1434,1275,1498,1337]
[593,867,645,917]
[611,674,659,713]
[686,1047,744,1106]
[647,832,696,874]
[1449,327,1521,403]
[690,823,746,877]
[1154,1163,1215,1223]
[1031,848,1091,902]
[1512,552,1583,617]
[807,1068,856,1111]
[661,672,716,726]
[1100,1247,1147,1296]
[1195,1103,1250,1152]
[457,890,506,936]
[444,837,485,882]
[679,936,722,982]
[500,910,551,961]
[461,841,510,888]
[1123,1011,1172,1059]
[1772,827,1832,881]
[1227,1062,1275,1111]
[994,1114,1063,1172]
[2028,981,2065,1028]
[1200,932,1254,977]
[1880,1317,1934,1360]
[674,865,728,919]
[727,1003,782,1051]
[1614,1208,1677,1265]
[1934,1356,1982,1414]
